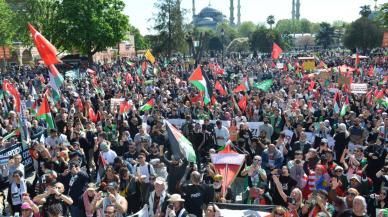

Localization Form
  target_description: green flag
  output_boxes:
[253,79,273,92]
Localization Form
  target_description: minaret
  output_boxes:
[237,0,241,25]
[295,0,300,20]
[192,0,196,21]
[291,0,295,20]
[229,0,235,25]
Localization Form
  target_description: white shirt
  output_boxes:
[214,126,230,147]
[136,162,155,183]
[102,150,118,165]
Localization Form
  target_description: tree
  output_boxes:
[299,18,312,34]
[315,22,334,49]
[53,0,130,63]
[153,0,186,56]
[267,15,275,29]
[281,31,294,50]
[344,17,383,53]
[11,0,60,46]
[129,25,149,50]
[227,38,250,52]
[249,26,281,53]
[216,22,239,46]
[359,5,372,18]
[377,3,388,29]
[0,0,15,45]
[237,21,256,37]
[208,36,223,51]
[275,19,300,33]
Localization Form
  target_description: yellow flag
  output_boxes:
[145,50,155,64]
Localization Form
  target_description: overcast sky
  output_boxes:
[124,0,383,35]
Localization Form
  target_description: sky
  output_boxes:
[124,0,383,35]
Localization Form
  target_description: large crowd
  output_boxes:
[0,49,387,217]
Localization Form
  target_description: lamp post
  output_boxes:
[221,28,224,67]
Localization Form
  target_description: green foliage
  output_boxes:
[0,0,15,45]
[359,5,372,18]
[266,15,275,29]
[275,19,321,34]
[237,21,256,37]
[152,0,186,56]
[315,22,334,49]
[377,3,388,29]
[53,0,130,62]
[216,22,239,45]
[249,26,281,53]
[344,17,383,53]
[208,36,223,51]
[129,25,148,50]
[281,31,294,50]
[13,0,60,46]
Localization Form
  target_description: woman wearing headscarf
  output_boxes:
[7,170,29,215]
[334,123,350,163]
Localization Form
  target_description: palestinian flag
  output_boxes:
[377,97,388,108]
[340,96,349,117]
[368,65,375,77]
[36,95,55,129]
[166,121,196,162]
[333,92,340,114]
[253,79,273,92]
[140,99,154,111]
[48,65,64,93]
[188,66,211,104]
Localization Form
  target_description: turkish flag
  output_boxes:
[238,95,247,112]
[272,43,283,59]
[28,23,60,66]
[215,81,227,96]
[3,80,21,112]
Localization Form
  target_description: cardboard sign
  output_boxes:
[351,83,368,94]
[318,70,331,80]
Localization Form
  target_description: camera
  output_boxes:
[295,159,301,164]
[287,197,296,204]
[168,204,174,209]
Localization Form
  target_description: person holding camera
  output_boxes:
[272,175,303,217]
[302,190,334,217]
[270,166,297,207]
[91,182,128,217]
[165,194,188,217]
[33,181,73,217]
[148,177,170,217]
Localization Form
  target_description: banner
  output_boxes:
[351,83,368,94]
[168,119,263,137]
[110,98,125,112]
[276,63,284,69]
[0,143,33,182]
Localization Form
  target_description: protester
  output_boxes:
[0,43,387,217]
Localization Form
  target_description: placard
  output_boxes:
[351,83,368,94]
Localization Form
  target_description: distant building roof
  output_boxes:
[193,6,226,29]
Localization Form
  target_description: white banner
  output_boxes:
[211,153,246,165]
[219,209,270,217]
[351,83,368,94]
[168,119,263,137]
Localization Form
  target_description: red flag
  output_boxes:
[215,81,227,96]
[283,63,288,71]
[233,83,247,93]
[308,80,316,91]
[125,73,133,84]
[88,107,98,123]
[141,61,147,73]
[368,65,375,77]
[76,97,83,112]
[211,96,217,106]
[191,93,204,106]
[28,23,60,66]
[355,53,360,67]
[271,62,276,68]
[3,80,21,112]
[272,43,283,59]
[319,61,326,69]
[375,90,384,100]
[119,101,132,114]
[238,95,247,112]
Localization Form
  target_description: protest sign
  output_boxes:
[351,83,368,94]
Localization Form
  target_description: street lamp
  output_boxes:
[221,28,225,67]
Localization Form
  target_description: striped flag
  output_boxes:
[140,99,154,111]
[188,66,211,104]
[36,95,55,129]
[166,121,196,162]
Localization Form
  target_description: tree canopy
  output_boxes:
[344,17,383,53]
[315,22,334,49]
[0,0,15,45]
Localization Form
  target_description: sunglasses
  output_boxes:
[346,192,356,197]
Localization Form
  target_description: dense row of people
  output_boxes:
[0,50,387,217]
